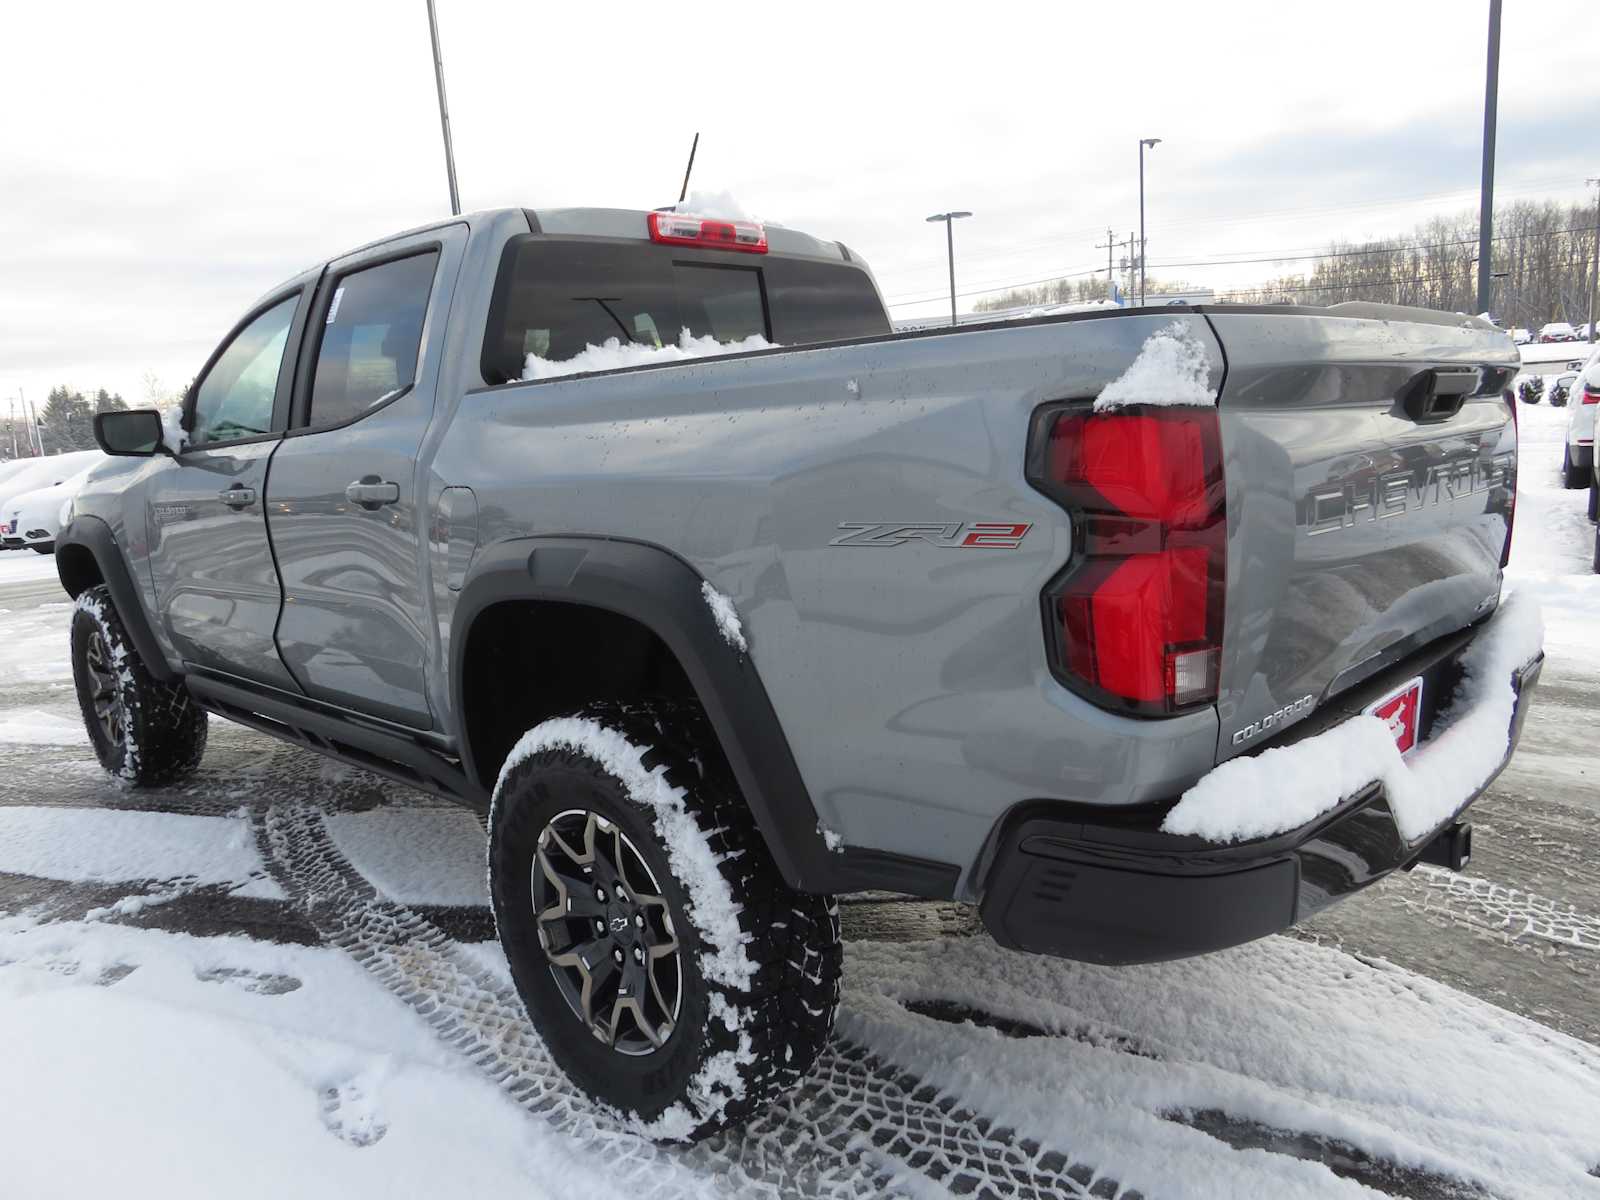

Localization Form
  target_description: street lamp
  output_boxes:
[1139,138,1161,305]
[926,211,973,328]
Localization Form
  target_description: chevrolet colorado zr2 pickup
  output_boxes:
[59,205,1541,1139]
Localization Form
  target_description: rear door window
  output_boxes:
[306,251,438,430]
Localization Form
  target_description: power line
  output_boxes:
[1149,224,1596,271]
[884,175,1589,297]
[884,222,1598,309]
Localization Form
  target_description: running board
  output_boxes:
[186,675,486,810]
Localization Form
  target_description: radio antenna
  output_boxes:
[677,132,700,205]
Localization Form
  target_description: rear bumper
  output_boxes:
[979,646,1543,966]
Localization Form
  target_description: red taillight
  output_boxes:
[1582,384,1600,405]
[1029,405,1226,715]
[647,211,768,254]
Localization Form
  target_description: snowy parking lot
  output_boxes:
[2,402,1599,1199]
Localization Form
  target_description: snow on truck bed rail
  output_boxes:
[1093,321,1218,411]
[1163,590,1544,844]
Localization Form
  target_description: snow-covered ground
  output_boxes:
[1,405,1599,1198]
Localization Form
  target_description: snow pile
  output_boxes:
[325,809,489,907]
[1093,321,1217,411]
[0,923,592,1200]
[523,328,775,381]
[0,806,281,897]
[700,582,747,654]
[1163,590,1544,844]
[1017,299,1121,319]
[492,716,758,1139]
[676,189,756,222]
[158,405,188,453]
[0,708,84,745]
[844,932,1600,1200]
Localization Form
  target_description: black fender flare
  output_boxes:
[449,535,948,896]
[54,516,179,684]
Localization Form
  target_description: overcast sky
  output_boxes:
[3,0,1596,412]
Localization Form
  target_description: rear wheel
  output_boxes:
[488,701,841,1141]
[70,585,208,785]
[1588,482,1598,523]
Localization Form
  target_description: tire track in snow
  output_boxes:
[251,801,1120,1200]
[1405,865,1600,954]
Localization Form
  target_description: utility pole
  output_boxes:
[1116,232,1137,301]
[926,211,973,328]
[1587,176,1600,338]
[1138,137,1162,305]
[1475,0,1502,317]
[425,0,461,216]
[1095,227,1117,296]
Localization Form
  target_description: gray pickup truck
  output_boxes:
[61,205,1539,1139]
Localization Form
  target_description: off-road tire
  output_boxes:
[70,585,208,785]
[488,700,842,1142]
[1562,447,1586,489]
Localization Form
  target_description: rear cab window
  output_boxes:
[481,236,889,384]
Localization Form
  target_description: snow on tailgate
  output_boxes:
[1163,590,1544,844]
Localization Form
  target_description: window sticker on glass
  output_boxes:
[326,286,345,325]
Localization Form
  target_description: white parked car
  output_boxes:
[1540,321,1579,343]
[0,450,102,550]
[4,462,102,553]
[1511,327,1533,345]
[1562,347,1600,489]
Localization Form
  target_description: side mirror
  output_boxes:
[94,409,169,457]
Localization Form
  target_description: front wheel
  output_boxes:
[70,586,208,784]
[488,701,841,1141]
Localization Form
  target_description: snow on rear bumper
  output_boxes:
[978,598,1543,965]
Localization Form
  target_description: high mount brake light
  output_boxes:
[1027,403,1227,716]
[647,211,768,254]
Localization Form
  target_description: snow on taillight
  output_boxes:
[1027,404,1226,715]
[647,211,768,254]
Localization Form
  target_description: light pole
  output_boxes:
[1476,0,1502,317]
[1139,138,1161,305]
[425,0,461,216]
[926,211,973,328]
[1587,176,1600,338]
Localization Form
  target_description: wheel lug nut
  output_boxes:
[594,919,606,935]
[595,886,607,902]
[633,946,643,963]
[613,948,624,964]
[634,913,644,928]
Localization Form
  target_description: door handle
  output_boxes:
[219,486,257,509]
[346,477,401,510]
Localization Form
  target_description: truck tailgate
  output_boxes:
[1208,304,1519,764]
